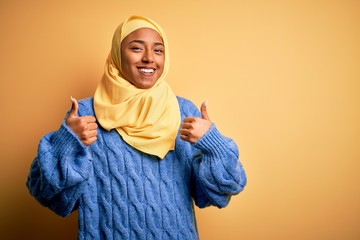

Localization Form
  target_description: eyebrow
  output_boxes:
[128,39,164,46]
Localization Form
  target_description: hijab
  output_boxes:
[93,15,180,159]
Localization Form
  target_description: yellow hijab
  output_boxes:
[93,15,180,159]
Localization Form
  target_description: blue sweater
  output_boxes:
[26,97,246,239]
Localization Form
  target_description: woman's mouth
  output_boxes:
[138,68,155,74]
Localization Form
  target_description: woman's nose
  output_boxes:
[142,50,154,63]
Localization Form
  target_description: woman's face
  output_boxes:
[120,28,165,89]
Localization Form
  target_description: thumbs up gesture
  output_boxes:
[65,97,98,146]
[180,101,212,143]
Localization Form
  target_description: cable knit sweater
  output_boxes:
[26,96,247,240]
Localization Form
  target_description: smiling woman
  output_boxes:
[25,15,247,239]
[121,28,165,89]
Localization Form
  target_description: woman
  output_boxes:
[26,15,247,239]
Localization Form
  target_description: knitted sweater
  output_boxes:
[26,96,247,240]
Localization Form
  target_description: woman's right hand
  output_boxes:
[66,97,98,146]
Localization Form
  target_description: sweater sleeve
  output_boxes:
[191,124,247,208]
[26,119,93,217]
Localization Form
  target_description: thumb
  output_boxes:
[200,100,210,120]
[68,96,79,118]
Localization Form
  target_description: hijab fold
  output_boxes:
[94,15,180,159]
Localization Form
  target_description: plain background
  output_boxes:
[1,0,359,239]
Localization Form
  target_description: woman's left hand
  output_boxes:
[180,101,212,143]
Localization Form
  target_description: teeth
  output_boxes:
[139,68,154,73]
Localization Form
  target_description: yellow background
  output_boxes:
[1,0,359,239]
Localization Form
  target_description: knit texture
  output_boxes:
[26,97,247,240]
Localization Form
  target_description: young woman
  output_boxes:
[26,15,247,239]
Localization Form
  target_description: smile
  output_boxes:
[138,68,155,74]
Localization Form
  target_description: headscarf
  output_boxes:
[93,15,180,159]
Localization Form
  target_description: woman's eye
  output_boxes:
[131,47,142,51]
[154,49,164,54]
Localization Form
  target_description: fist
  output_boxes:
[180,101,212,143]
[66,97,98,146]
